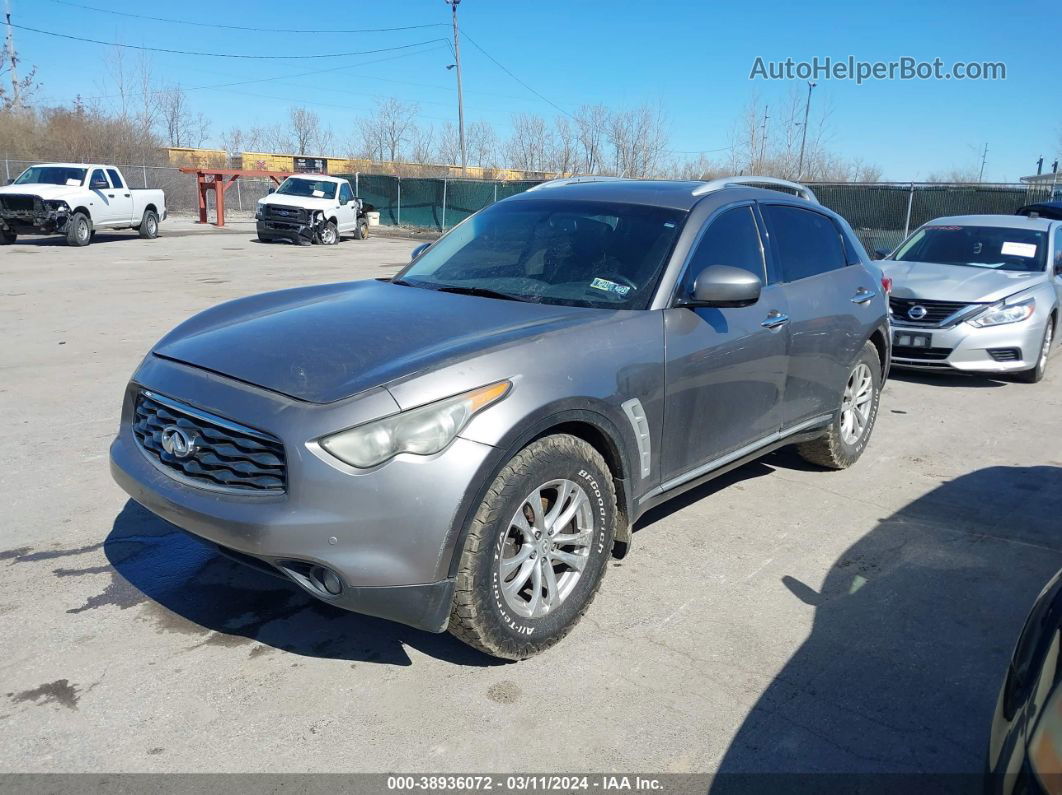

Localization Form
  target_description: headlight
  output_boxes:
[255,204,266,219]
[968,297,1035,328]
[320,380,511,469]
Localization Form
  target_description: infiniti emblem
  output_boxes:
[907,305,928,320]
[160,425,199,458]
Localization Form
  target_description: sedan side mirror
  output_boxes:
[681,265,762,308]
[874,247,892,260]
[411,242,431,261]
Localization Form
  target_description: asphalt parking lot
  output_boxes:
[1,219,1061,774]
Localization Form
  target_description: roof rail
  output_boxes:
[691,176,818,204]
[526,175,626,192]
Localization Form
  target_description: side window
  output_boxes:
[681,206,766,294]
[106,169,124,189]
[339,182,354,204]
[762,205,847,282]
[89,169,108,189]
[1054,229,1062,273]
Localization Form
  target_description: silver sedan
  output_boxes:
[880,214,1062,382]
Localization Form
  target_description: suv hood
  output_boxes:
[0,183,83,201]
[879,259,1046,303]
[259,194,338,212]
[153,279,607,403]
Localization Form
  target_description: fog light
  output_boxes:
[321,568,343,595]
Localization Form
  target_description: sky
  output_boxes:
[8,0,1061,182]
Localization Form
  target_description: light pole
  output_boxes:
[796,80,816,180]
[445,0,466,173]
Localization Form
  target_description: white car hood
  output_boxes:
[0,183,84,201]
[258,195,338,212]
[879,259,1047,304]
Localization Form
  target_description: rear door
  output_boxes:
[761,203,877,428]
[661,204,789,482]
[105,169,135,224]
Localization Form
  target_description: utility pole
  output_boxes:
[978,142,988,182]
[445,0,466,173]
[3,0,19,108]
[757,104,769,170]
[796,81,816,179]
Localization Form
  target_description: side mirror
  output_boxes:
[411,243,431,261]
[874,247,892,260]
[5,179,12,185]
[681,265,762,308]
[267,187,275,195]
[90,179,108,190]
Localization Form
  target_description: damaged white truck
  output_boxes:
[0,163,166,246]
[256,174,371,245]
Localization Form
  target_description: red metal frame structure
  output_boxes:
[179,167,295,227]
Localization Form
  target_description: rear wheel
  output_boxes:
[449,434,616,660]
[0,229,15,244]
[797,341,882,470]
[138,210,159,239]
[1015,321,1054,384]
[353,218,369,240]
[65,212,92,247]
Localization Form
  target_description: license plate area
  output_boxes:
[894,331,932,348]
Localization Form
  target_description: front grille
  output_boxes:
[133,391,286,493]
[889,297,979,326]
[263,204,308,224]
[892,345,953,361]
[988,347,1021,362]
[0,194,39,213]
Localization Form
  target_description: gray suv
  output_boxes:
[110,176,890,659]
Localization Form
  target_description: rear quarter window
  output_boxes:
[763,204,848,282]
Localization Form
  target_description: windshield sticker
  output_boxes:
[312,189,325,198]
[1001,241,1037,258]
[590,277,631,296]
[65,178,80,186]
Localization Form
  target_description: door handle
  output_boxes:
[851,288,876,304]
[761,311,790,329]
[123,193,130,198]
[106,193,115,198]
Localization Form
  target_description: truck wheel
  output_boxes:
[449,434,616,660]
[1014,320,1053,384]
[319,220,339,245]
[0,229,15,245]
[796,341,882,470]
[257,234,273,243]
[138,210,159,239]
[353,218,369,240]
[66,212,92,247]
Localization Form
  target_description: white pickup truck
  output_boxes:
[256,174,370,245]
[0,163,166,246]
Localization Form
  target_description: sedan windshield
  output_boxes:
[275,177,337,200]
[14,166,87,186]
[395,199,685,309]
[894,225,1048,272]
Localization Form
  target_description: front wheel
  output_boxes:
[449,434,616,660]
[319,220,339,245]
[65,212,92,247]
[1014,321,1054,383]
[138,210,159,239]
[796,341,882,470]
[0,229,15,244]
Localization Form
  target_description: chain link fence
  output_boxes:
[3,157,1058,249]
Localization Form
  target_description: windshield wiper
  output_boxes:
[391,277,417,287]
[433,285,531,303]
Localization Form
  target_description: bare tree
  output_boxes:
[288,106,320,155]
[574,104,608,173]
[0,47,39,110]
[436,122,461,166]
[410,123,435,164]
[506,113,550,172]
[158,84,188,147]
[358,97,419,163]
[607,104,669,178]
[467,120,498,168]
[549,117,576,175]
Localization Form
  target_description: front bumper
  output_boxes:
[108,357,495,632]
[257,219,313,244]
[890,317,1049,373]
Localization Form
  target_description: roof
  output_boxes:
[283,173,348,184]
[926,214,1057,231]
[508,178,813,211]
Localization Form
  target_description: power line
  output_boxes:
[39,0,447,34]
[461,31,573,119]
[10,23,448,60]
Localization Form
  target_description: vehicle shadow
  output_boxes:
[711,465,1062,779]
[888,368,1010,388]
[100,499,503,667]
[8,233,152,247]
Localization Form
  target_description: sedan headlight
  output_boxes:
[320,380,511,469]
[968,297,1035,328]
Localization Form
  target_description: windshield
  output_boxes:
[395,199,685,309]
[275,177,337,200]
[894,225,1048,272]
[13,166,87,186]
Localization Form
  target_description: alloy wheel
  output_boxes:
[497,479,593,619]
[839,362,874,445]
[1040,324,1053,370]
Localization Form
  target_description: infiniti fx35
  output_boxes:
[110,176,891,659]
[880,214,1061,382]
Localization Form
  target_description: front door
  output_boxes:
[661,205,789,483]
[337,181,357,232]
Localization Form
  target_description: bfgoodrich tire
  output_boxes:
[796,340,882,470]
[449,434,617,660]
